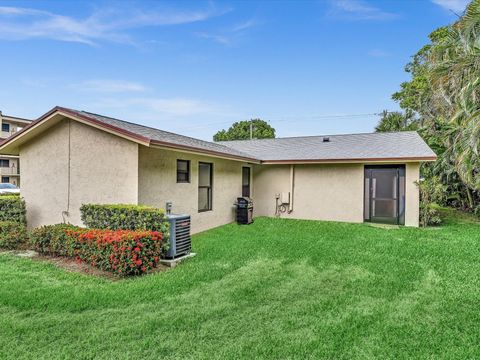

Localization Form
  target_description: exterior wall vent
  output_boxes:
[164,214,191,259]
[323,137,330,142]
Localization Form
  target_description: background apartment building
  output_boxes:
[0,111,31,186]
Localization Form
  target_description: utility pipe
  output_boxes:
[288,164,295,213]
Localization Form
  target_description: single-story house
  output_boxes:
[0,107,436,232]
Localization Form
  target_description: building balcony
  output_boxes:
[0,167,19,176]
[1,130,17,139]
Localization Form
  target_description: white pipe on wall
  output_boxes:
[288,164,295,213]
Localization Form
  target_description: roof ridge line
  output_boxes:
[79,109,245,151]
[217,130,419,143]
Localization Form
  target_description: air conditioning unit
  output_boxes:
[163,214,191,259]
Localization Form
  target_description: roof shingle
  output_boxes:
[218,131,436,162]
[0,106,437,163]
[66,109,257,160]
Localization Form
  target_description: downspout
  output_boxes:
[288,164,295,213]
[62,119,71,223]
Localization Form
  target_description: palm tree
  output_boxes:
[426,0,480,192]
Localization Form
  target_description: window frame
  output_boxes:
[198,162,213,212]
[0,159,9,168]
[242,166,251,197]
[1,123,10,133]
[1,176,9,183]
[176,159,190,183]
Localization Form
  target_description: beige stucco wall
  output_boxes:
[138,146,251,234]
[20,118,138,228]
[405,162,420,227]
[253,163,365,223]
[253,162,421,227]
[17,116,421,230]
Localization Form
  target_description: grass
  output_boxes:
[1,209,479,359]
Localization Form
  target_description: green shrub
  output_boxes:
[0,192,20,197]
[31,223,167,276]
[417,176,445,227]
[80,204,169,234]
[419,204,442,227]
[30,224,83,257]
[0,196,26,224]
[69,229,165,275]
[0,221,27,249]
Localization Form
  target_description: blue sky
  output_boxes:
[0,0,469,140]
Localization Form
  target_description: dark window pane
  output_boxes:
[177,172,188,182]
[242,167,250,197]
[176,160,190,183]
[198,188,210,211]
[0,159,9,168]
[1,123,10,132]
[372,199,397,218]
[372,170,397,199]
[178,161,188,172]
[198,162,212,211]
[199,163,211,187]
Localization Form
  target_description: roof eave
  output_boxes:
[149,140,261,163]
[261,156,437,164]
[0,107,152,154]
[56,107,151,146]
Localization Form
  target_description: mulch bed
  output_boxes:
[1,250,170,280]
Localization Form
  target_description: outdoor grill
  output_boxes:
[236,197,253,225]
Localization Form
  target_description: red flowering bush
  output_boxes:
[67,229,165,276]
[30,224,84,256]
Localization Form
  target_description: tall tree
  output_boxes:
[213,119,275,141]
[375,110,417,132]
[379,0,480,211]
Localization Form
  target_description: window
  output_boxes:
[198,162,213,212]
[1,123,10,132]
[0,159,9,168]
[242,167,251,197]
[176,159,190,183]
[1,177,9,184]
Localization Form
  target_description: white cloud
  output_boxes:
[231,19,257,32]
[0,4,229,45]
[328,0,398,20]
[71,79,147,93]
[431,0,469,13]
[196,18,258,46]
[196,32,232,45]
[368,49,390,57]
[131,98,215,116]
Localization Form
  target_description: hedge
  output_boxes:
[80,204,169,233]
[0,221,27,249]
[30,224,83,257]
[0,196,26,224]
[0,192,20,197]
[31,224,166,276]
[69,229,164,275]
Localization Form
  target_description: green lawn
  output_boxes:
[1,210,479,359]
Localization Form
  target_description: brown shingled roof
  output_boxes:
[0,106,437,163]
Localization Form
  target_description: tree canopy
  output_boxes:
[213,119,275,141]
[376,0,480,213]
[375,110,418,132]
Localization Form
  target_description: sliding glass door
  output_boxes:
[364,166,405,225]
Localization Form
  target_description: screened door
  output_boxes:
[364,166,405,225]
